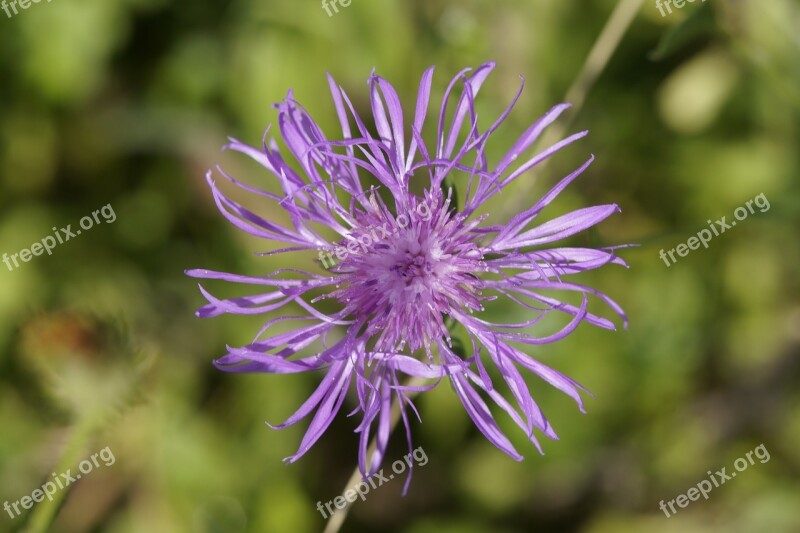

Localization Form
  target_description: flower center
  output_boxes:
[331,204,486,352]
[391,252,432,281]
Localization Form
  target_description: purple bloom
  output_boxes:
[188,62,627,491]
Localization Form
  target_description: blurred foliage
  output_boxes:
[1,0,799,532]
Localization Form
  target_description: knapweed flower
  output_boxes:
[188,62,627,491]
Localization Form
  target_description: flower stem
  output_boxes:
[23,419,97,533]
[322,376,427,533]
[510,0,644,212]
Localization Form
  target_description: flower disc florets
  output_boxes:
[329,190,487,353]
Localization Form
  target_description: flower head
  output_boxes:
[188,62,627,491]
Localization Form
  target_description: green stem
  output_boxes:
[322,376,427,533]
[23,419,98,533]
[509,0,644,213]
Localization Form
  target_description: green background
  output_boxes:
[1,0,799,531]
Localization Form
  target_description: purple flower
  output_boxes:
[187,62,627,491]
